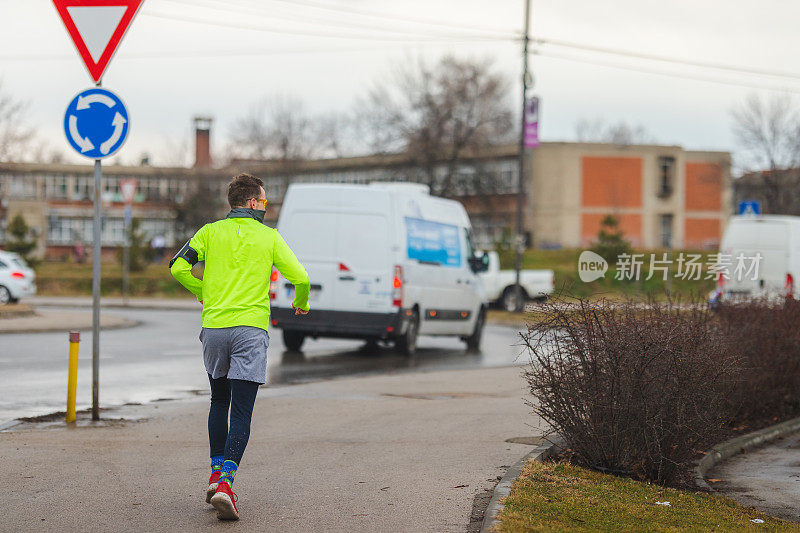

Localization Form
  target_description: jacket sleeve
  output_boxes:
[273,230,311,311]
[170,224,208,301]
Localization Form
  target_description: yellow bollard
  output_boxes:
[66,331,80,423]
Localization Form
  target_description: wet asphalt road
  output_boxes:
[0,307,528,424]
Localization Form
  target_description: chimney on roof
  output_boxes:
[194,116,213,168]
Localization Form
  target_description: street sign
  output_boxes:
[53,0,144,83]
[739,200,761,216]
[120,178,137,204]
[524,96,540,148]
[63,87,129,159]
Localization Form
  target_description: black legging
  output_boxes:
[208,374,260,465]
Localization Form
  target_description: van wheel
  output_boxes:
[397,309,419,356]
[0,286,10,306]
[502,286,526,312]
[283,329,306,352]
[465,308,486,351]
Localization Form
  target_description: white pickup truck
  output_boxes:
[479,251,554,311]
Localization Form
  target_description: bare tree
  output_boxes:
[574,117,656,145]
[158,134,190,167]
[732,93,800,214]
[0,80,35,162]
[314,111,356,159]
[229,95,315,162]
[733,93,800,170]
[359,55,513,197]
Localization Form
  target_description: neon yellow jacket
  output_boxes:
[171,213,310,331]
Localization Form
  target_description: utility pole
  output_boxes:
[514,0,532,313]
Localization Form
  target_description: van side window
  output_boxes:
[0,260,6,269]
[405,217,461,267]
[464,228,477,261]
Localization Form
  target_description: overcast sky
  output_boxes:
[1,0,798,170]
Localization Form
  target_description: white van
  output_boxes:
[716,215,800,302]
[269,183,490,355]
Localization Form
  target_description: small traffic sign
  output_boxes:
[63,87,129,159]
[120,178,137,204]
[739,200,761,216]
[524,96,540,148]
[53,0,144,83]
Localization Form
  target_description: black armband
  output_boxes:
[169,240,199,268]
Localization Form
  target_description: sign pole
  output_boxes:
[514,0,531,313]
[92,155,101,421]
[123,204,130,305]
[55,0,143,422]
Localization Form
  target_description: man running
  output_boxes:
[170,173,310,521]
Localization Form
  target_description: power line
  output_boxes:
[159,0,507,41]
[0,40,513,62]
[238,0,516,37]
[141,9,800,85]
[532,48,800,95]
[533,36,800,82]
[142,9,514,43]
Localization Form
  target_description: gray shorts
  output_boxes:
[200,326,269,384]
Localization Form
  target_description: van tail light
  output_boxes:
[10,272,24,279]
[392,265,403,307]
[339,262,350,272]
[269,268,279,300]
[786,273,795,299]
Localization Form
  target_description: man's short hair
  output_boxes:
[227,173,264,208]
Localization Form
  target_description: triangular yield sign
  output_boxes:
[53,0,144,83]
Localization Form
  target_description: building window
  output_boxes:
[657,156,675,198]
[660,214,673,248]
[45,175,68,199]
[73,177,91,201]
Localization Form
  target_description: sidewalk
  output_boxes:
[0,364,542,532]
[709,430,800,522]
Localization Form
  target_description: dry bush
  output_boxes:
[717,299,800,421]
[523,297,739,485]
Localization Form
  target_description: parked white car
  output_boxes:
[479,251,554,311]
[713,215,800,303]
[0,250,36,305]
[270,182,490,355]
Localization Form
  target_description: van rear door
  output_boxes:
[336,212,394,314]
[723,219,789,297]
[278,210,339,311]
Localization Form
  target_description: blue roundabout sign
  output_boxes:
[63,87,129,159]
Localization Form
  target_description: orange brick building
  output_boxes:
[529,143,731,249]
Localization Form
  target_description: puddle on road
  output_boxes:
[381,392,501,400]
[505,436,547,445]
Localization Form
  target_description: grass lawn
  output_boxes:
[31,247,716,300]
[33,260,197,298]
[496,461,790,532]
[497,249,716,300]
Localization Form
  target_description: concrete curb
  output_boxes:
[480,435,565,533]
[0,419,22,432]
[27,297,199,311]
[695,415,800,491]
[0,304,35,319]
[0,316,140,334]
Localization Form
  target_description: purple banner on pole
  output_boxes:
[524,96,540,148]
